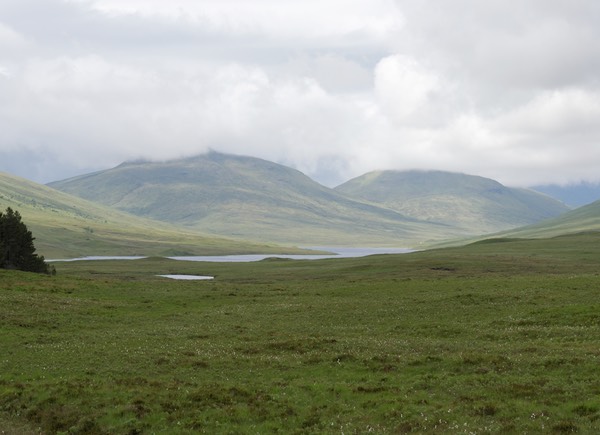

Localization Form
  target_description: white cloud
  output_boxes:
[374,55,441,124]
[495,89,600,136]
[81,0,403,42]
[0,22,28,52]
[1,0,600,188]
[281,54,373,93]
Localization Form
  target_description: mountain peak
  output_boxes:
[335,169,568,233]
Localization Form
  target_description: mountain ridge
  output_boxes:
[48,152,569,246]
[50,152,457,246]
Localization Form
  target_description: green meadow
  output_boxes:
[1,233,600,433]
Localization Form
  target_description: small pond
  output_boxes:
[157,274,214,280]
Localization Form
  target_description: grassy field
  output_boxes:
[1,232,599,433]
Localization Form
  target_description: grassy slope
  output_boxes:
[335,170,569,234]
[0,172,312,258]
[498,199,600,238]
[435,199,600,248]
[1,233,599,433]
[48,153,459,246]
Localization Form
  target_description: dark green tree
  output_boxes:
[0,207,52,274]
[0,238,5,267]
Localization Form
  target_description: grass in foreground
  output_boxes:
[1,232,599,433]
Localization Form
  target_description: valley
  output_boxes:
[2,2,598,433]
[46,152,570,250]
[1,152,600,433]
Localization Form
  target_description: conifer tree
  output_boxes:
[0,207,52,274]
[0,238,5,267]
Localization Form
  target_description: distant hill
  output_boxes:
[49,152,460,246]
[435,199,600,249]
[335,170,569,234]
[531,183,600,207]
[497,199,600,239]
[0,172,306,258]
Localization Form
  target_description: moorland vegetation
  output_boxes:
[1,161,599,433]
[1,232,599,433]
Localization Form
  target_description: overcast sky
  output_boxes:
[1,0,599,187]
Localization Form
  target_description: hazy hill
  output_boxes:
[497,199,600,239]
[49,152,458,246]
[433,199,600,249]
[335,170,569,234]
[0,172,307,258]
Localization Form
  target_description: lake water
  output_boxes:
[48,256,146,262]
[169,247,414,262]
[49,247,413,263]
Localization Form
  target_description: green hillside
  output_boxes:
[335,170,569,234]
[49,152,458,246]
[430,198,600,249]
[0,172,309,258]
[497,199,600,238]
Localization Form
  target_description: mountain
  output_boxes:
[335,170,569,234]
[531,183,600,208]
[0,172,307,258]
[49,152,459,246]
